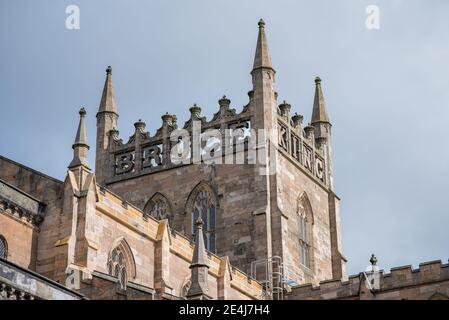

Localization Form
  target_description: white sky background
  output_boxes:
[0,0,448,274]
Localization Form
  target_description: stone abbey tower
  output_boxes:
[93,19,346,287]
[2,19,448,301]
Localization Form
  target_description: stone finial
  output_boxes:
[370,254,378,266]
[195,217,203,227]
[258,18,265,28]
[134,119,146,132]
[189,104,202,117]
[218,95,231,107]
[316,136,327,150]
[161,112,174,126]
[279,100,291,117]
[369,254,379,273]
[106,65,112,75]
[315,76,321,84]
[69,107,91,169]
[304,124,315,140]
[108,128,120,139]
[291,112,304,128]
[218,96,231,116]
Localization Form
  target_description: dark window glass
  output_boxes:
[192,189,217,253]
[0,237,7,259]
[209,233,216,253]
[210,207,216,230]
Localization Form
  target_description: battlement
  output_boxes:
[382,260,449,290]
[106,96,252,183]
[276,103,327,185]
[287,259,449,300]
[102,94,327,187]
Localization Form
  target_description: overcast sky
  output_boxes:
[1,0,448,275]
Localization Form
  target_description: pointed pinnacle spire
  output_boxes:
[311,76,330,124]
[69,107,90,169]
[190,217,210,268]
[186,217,210,299]
[97,66,118,116]
[73,107,88,147]
[252,18,274,73]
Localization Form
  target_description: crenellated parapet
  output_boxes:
[276,100,327,185]
[104,88,329,187]
[105,95,253,183]
[381,260,449,291]
[286,260,449,300]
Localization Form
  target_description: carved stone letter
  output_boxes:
[315,157,325,181]
[142,145,162,168]
[115,152,135,175]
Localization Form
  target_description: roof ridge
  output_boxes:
[0,155,63,184]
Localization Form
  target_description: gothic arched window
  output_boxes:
[0,236,7,259]
[144,193,172,224]
[297,193,314,269]
[107,238,136,290]
[192,188,216,253]
[180,277,191,299]
[298,214,310,267]
[108,247,127,289]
